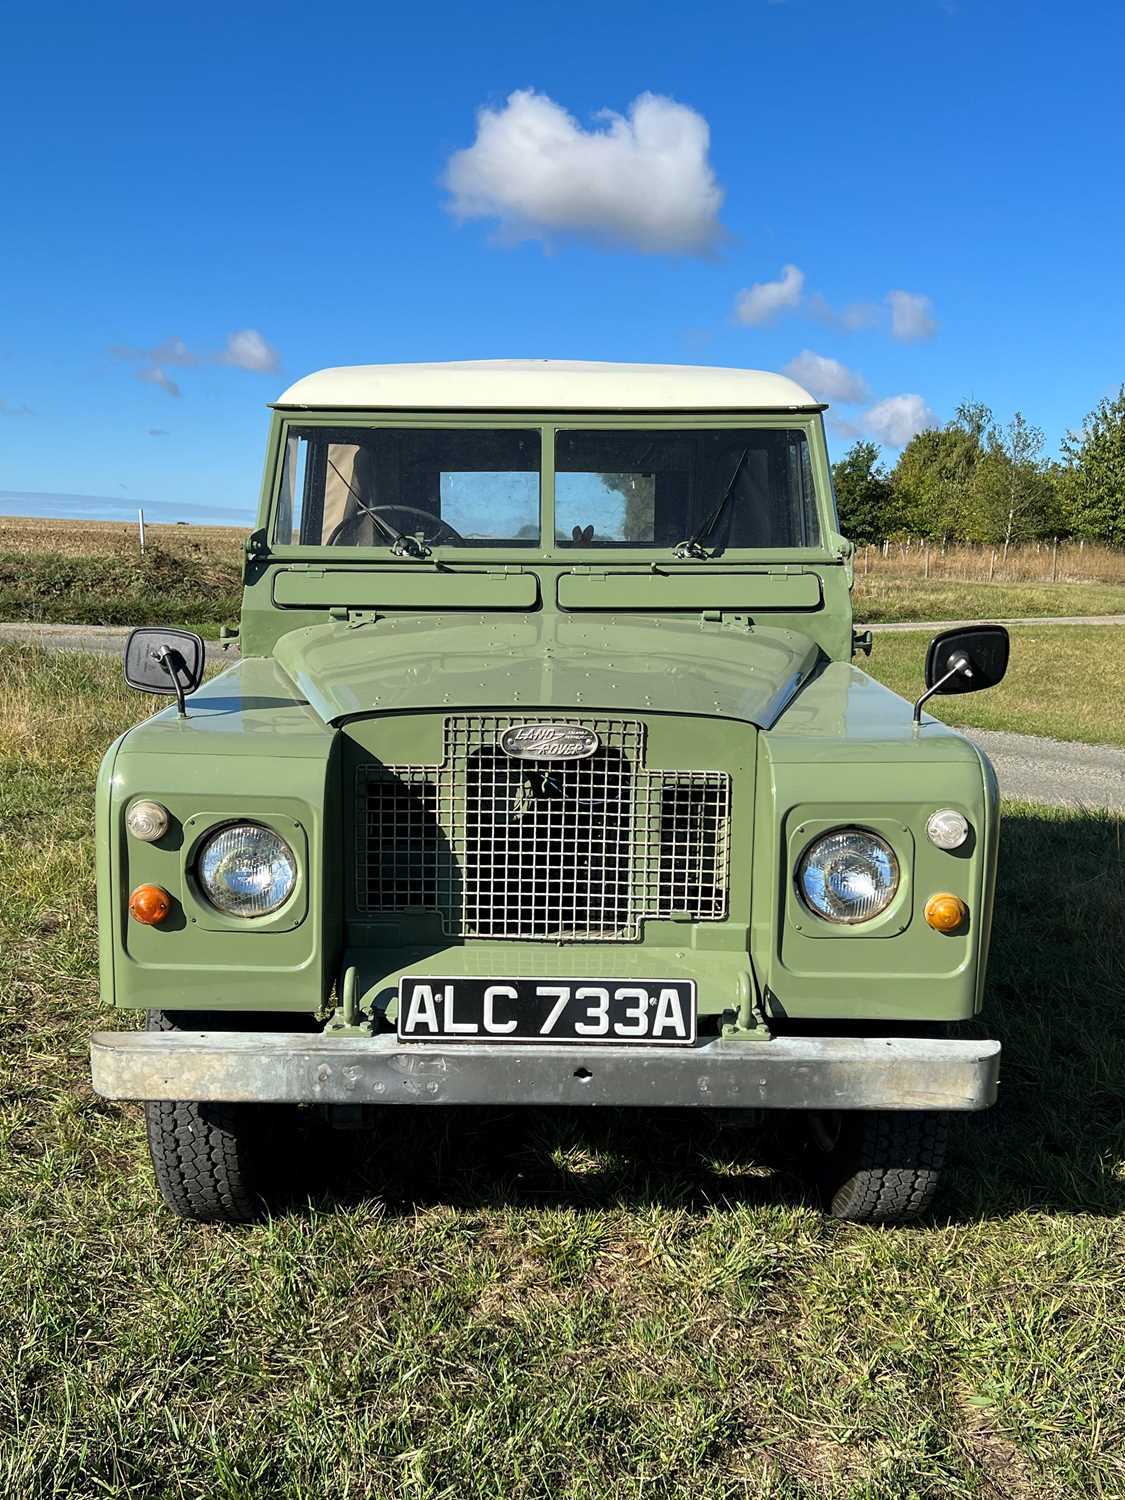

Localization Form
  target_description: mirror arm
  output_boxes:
[155,646,188,718]
[913,654,972,726]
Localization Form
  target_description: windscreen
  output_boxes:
[274,427,541,546]
[555,428,820,549]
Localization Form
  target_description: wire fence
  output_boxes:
[855,538,1125,585]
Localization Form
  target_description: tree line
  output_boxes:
[831,386,1125,547]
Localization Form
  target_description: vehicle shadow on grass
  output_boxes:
[283,807,1124,1223]
[942,806,1125,1222]
[288,1103,813,1219]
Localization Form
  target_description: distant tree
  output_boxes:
[951,400,993,444]
[1061,387,1125,544]
[976,411,1061,549]
[831,440,901,543]
[892,423,982,539]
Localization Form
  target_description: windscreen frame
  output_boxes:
[259,409,843,564]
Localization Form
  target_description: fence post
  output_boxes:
[989,549,996,581]
[1051,536,1058,582]
[924,541,930,579]
[138,508,146,555]
[864,544,870,575]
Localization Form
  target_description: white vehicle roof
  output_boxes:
[273,359,823,412]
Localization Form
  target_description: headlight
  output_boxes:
[797,828,900,925]
[196,823,297,917]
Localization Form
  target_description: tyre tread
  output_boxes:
[143,1010,273,1223]
[824,1111,948,1223]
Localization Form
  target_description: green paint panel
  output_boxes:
[557,570,822,611]
[273,612,820,728]
[273,567,539,610]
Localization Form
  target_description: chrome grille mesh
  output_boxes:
[357,716,730,941]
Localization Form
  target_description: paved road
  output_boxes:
[3,622,1121,810]
[865,614,1125,632]
[961,728,1125,812]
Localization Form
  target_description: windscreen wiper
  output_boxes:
[326,457,428,557]
[673,447,749,559]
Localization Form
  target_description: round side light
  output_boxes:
[126,799,170,842]
[926,809,970,850]
[924,892,968,932]
[129,884,172,925]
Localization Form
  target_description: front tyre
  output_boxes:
[143,1010,296,1223]
[806,1109,948,1223]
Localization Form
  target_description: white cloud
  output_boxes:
[840,301,881,332]
[783,350,869,404]
[138,366,182,399]
[863,393,936,447]
[734,263,804,325]
[887,289,937,342]
[113,329,281,394]
[221,329,280,373]
[444,89,725,255]
[808,292,880,332]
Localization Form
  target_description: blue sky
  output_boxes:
[2,0,1123,524]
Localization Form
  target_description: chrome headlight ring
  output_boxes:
[796,827,900,925]
[195,822,297,918]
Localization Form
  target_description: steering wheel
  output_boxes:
[326,504,465,548]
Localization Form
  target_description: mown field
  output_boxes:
[864,624,1125,748]
[1,645,1123,1499]
[852,577,1125,624]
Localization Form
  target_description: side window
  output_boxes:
[274,435,309,544]
[790,431,819,546]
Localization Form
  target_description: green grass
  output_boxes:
[0,545,243,637]
[1,645,1123,1499]
[853,577,1125,624]
[865,624,1125,748]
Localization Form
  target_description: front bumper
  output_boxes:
[90,1031,1000,1111]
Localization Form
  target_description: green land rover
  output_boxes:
[90,360,1008,1223]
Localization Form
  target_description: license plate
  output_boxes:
[397,978,696,1045]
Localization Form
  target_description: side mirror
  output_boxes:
[124,628,205,716]
[914,625,1009,724]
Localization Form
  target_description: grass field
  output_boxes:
[1,645,1123,1498]
[865,625,1125,748]
[852,578,1125,624]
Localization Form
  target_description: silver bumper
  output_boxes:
[90,1031,1001,1111]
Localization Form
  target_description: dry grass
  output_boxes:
[855,539,1125,587]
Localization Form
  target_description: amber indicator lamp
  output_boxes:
[924,892,967,933]
[129,884,172,925]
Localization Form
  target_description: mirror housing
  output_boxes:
[914,625,1009,725]
[924,626,1010,694]
[124,628,205,716]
